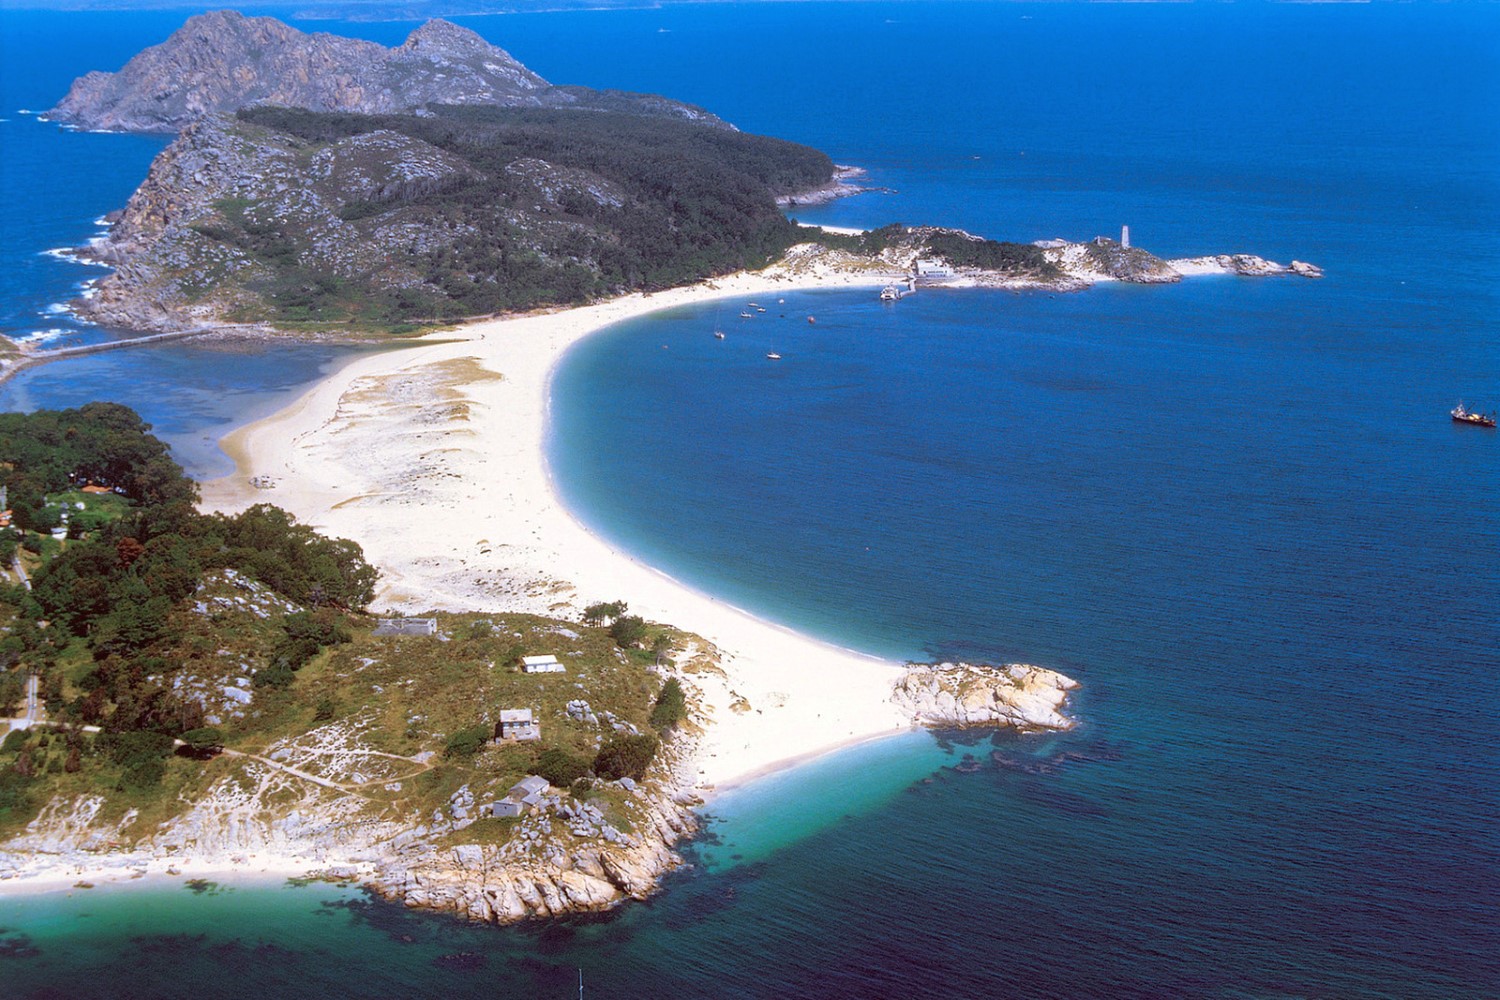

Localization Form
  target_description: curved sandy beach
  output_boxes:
[199,267,915,792]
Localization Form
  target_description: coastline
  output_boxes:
[198,265,917,796]
[0,236,1269,905]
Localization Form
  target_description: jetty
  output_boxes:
[0,325,263,387]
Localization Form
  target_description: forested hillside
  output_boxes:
[79,105,838,333]
[0,405,377,822]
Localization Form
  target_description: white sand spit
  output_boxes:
[200,269,914,791]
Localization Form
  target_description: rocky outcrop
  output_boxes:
[48,11,725,134]
[776,225,1321,293]
[51,13,536,133]
[1167,253,1325,279]
[1038,237,1181,284]
[371,747,700,924]
[892,662,1079,731]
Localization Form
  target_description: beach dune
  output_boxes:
[200,269,913,790]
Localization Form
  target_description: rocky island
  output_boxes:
[39,11,1318,341]
[49,10,725,134]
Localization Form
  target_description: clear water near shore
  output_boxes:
[2,3,1499,998]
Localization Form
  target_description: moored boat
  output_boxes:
[766,352,782,360]
[1451,402,1496,428]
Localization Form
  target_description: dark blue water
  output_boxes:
[4,4,1499,998]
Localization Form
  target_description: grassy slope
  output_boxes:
[2,602,696,846]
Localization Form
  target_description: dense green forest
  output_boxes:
[0,405,377,818]
[186,106,837,329]
[921,230,1062,278]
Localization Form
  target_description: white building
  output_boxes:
[521,654,566,674]
[495,708,540,742]
[914,258,953,278]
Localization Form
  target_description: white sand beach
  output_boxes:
[0,851,372,898]
[199,267,916,792]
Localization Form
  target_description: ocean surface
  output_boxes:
[2,4,1498,998]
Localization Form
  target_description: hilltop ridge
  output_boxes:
[48,10,725,133]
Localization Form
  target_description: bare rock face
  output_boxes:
[49,11,547,133]
[72,113,484,331]
[892,662,1079,731]
[48,11,726,135]
[374,780,697,924]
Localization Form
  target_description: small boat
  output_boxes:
[766,352,782,360]
[714,330,726,340]
[806,316,817,324]
[755,307,767,313]
[1451,402,1497,428]
[747,302,760,308]
[739,311,753,319]
[880,284,901,302]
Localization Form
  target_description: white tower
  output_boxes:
[1121,225,1130,249]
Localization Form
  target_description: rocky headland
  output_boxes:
[41,12,1320,341]
[1,650,1074,924]
[63,102,838,333]
[0,724,703,924]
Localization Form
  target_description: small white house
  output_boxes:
[495,708,540,742]
[521,655,565,674]
[914,258,953,278]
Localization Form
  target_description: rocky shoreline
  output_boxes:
[776,164,885,208]
[0,662,1074,924]
[369,739,703,923]
[0,727,705,924]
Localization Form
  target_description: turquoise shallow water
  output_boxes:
[2,3,1499,997]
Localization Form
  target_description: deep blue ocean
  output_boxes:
[2,4,1498,998]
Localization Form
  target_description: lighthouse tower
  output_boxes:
[1121,225,1130,249]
